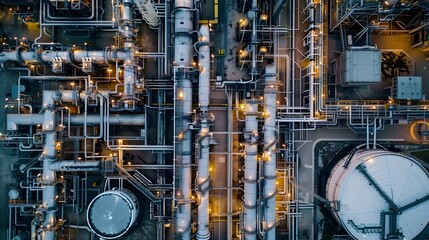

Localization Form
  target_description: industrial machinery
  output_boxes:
[0,0,429,239]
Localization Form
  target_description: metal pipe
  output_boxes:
[173,0,194,238]
[243,101,258,240]
[7,114,146,130]
[48,160,101,172]
[262,64,277,239]
[39,91,58,240]
[196,24,211,240]
[227,90,233,240]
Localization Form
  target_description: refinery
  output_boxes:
[0,0,429,239]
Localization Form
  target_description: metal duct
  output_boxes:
[196,24,211,240]
[262,64,277,238]
[243,101,259,240]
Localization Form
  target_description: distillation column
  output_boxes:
[196,24,211,240]
[262,64,277,239]
[174,0,194,238]
[243,101,259,240]
[40,91,58,240]
[119,0,137,98]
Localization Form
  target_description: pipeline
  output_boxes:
[173,0,194,238]
[196,24,211,240]
[262,64,277,238]
[39,91,58,240]
[7,114,146,131]
[243,100,259,240]
[119,0,138,98]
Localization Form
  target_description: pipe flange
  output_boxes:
[195,232,210,240]
[241,177,257,184]
[262,221,278,231]
[264,174,276,180]
[36,48,50,66]
[244,150,257,156]
[263,190,277,200]
[242,202,257,209]
[241,227,258,235]
[68,48,77,64]
[15,46,26,64]
[196,177,210,193]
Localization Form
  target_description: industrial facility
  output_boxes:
[1,0,429,239]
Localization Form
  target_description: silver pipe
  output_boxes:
[7,114,146,130]
[40,91,57,240]
[262,64,277,239]
[48,160,100,172]
[174,0,194,238]
[196,24,211,240]
[227,90,233,240]
[243,101,258,240]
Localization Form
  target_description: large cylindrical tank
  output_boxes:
[87,189,139,239]
[325,150,429,240]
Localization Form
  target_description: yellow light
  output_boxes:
[209,167,213,172]
[178,91,184,99]
[178,132,184,140]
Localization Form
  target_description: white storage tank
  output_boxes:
[87,189,139,239]
[340,47,381,86]
[326,150,429,240]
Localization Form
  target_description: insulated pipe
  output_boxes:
[196,126,210,240]
[48,160,100,172]
[262,64,277,239]
[40,91,57,240]
[243,101,258,240]
[308,5,316,119]
[175,77,193,239]
[0,49,135,65]
[250,0,258,78]
[198,25,210,113]
[174,0,194,238]
[119,0,137,97]
[196,24,211,240]
[7,114,146,130]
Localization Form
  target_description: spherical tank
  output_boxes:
[87,189,139,239]
[325,150,429,240]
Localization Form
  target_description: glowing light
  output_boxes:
[178,132,184,140]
